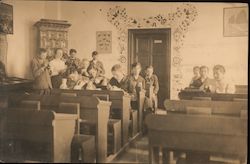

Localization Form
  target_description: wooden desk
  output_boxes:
[6,93,111,163]
[178,90,247,101]
[0,109,77,162]
[0,77,33,93]
[145,114,247,164]
[51,89,132,146]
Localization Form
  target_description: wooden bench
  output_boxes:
[145,113,247,164]
[0,108,77,162]
[6,93,111,163]
[51,88,145,144]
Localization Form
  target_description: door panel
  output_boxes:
[130,29,171,108]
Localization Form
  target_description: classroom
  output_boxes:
[0,1,248,163]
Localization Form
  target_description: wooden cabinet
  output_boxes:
[34,19,71,60]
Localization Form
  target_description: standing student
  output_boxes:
[65,49,81,75]
[144,65,159,111]
[0,61,7,82]
[87,51,105,76]
[127,62,145,109]
[31,48,52,95]
[49,48,67,88]
[189,66,200,88]
[108,64,128,91]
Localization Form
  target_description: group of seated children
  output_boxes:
[31,48,159,111]
[189,65,235,93]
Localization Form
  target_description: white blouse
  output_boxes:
[49,59,66,76]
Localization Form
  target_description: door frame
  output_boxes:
[128,28,171,99]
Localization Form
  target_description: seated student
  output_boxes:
[65,49,81,73]
[88,66,107,89]
[0,60,7,82]
[78,58,90,77]
[127,62,145,109]
[204,65,235,93]
[87,51,105,76]
[144,65,159,111]
[66,67,81,89]
[193,65,212,90]
[31,48,52,95]
[107,64,128,91]
[49,48,67,88]
[189,66,200,88]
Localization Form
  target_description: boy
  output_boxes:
[189,66,200,88]
[87,51,105,76]
[88,66,107,89]
[204,65,235,93]
[108,64,128,91]
[144,65,159,111]
[193,66,212,90]
[127,62,145,109]
[65,49,81,73]
[31,48,52,95]
[49,48,67,88]
[79,58,90,77]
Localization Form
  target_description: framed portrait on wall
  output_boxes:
[0,2,13,34]
[223,6,248,37]
[96,31,112,53]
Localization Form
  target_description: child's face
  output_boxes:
[200,68,208,78]
[213,69,224,81]
[93,54,99,60]
[40,52,47,60]
[193,68,200,77]
[82,61,89,68]
[70,52,76,58]
[112,70,123,81]
[132,65,141,75]
[89,69,97,77]
[55,50,63,59]
[145,68,153,77]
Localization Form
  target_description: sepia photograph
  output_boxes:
[0,0,248,163]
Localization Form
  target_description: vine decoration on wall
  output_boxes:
[106,3,198,99]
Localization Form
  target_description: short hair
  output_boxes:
[193,66,200,71]
[213,64,226,74]
[92,51,98,57]
[55,48,63,54]
[146,65,154,70]
[69,49,77,54]
[39,48,47,54]
[131,62,141,69]
[111,64,122,72]
[200,65,209,71]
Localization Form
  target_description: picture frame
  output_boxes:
[223,6,248,37]
[96,31,112,53]
[0,2,13,34]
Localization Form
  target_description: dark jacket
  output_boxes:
[87,60,105,76]
[144,74,159,95]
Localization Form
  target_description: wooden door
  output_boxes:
[129,29,171,108]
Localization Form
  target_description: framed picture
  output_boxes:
[223,6,248,37]
[0,2,13,34]
[96,31,112,53]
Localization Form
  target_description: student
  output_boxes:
[144,65,159,111]
[0,60,7,82]
[31,48,52,95]
[204,65,235,93]
[66,67,81,89]
[87,51,105,76]
[88,66,107,89]
[79,58,90,77]
[189,66,200,88]
[127,62,145,109]
[193,65,211,90]
[65,49,81,73]
[49,48,67,88]
[108,64,128,91]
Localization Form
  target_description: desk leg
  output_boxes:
[162,148,172,164]
[149,146,160,164]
